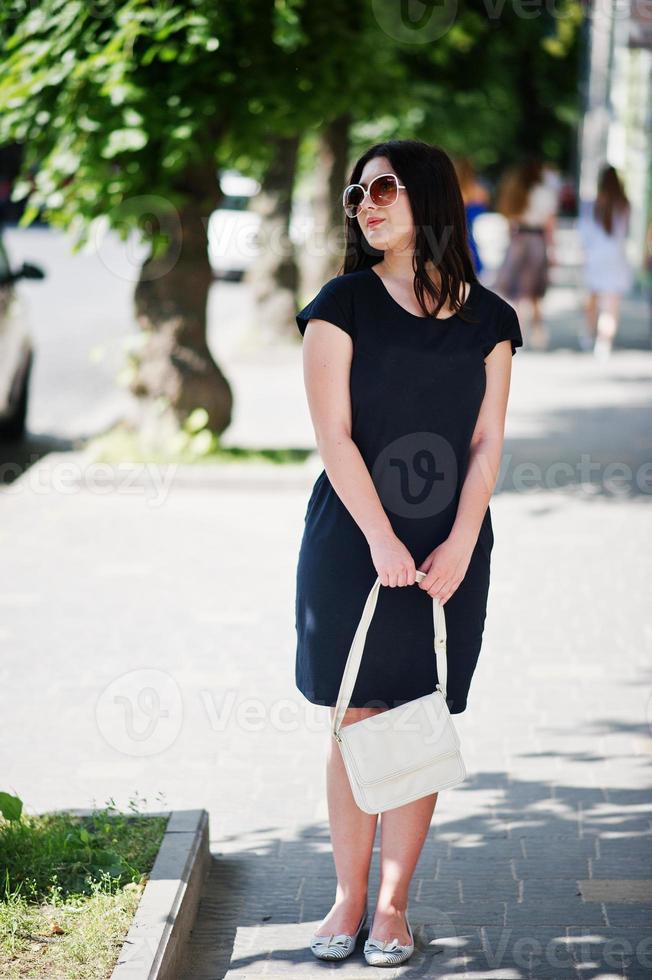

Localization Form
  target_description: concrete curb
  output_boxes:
[110,809,211,980]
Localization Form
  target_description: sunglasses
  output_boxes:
[342,173,406,218]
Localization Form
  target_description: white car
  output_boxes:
[207,170,314,280]
[208,172,262,280]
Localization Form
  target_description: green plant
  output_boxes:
[0,791,168,902]
[0,794,22,823]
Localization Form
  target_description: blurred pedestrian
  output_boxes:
[577,165,634,360]
[454,156,489,278]
[494,157,558,349]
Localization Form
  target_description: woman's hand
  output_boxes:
[417,536,475,604]
[368,532,416,587]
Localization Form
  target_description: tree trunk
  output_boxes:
[131,178,233,436]
[306,113,351,294]
[244,134,300,342]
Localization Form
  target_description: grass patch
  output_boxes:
[83,410,312,465]
[0,792,168,978]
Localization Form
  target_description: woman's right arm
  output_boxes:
[301,317,417,588]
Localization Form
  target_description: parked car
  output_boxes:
[208,171,262,280]
[0,231,45,440]
[207,170,314,280]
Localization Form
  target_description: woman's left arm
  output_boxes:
[418,341,513,603]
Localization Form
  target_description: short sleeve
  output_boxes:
[296,278,355,340]
[483,302,523,358]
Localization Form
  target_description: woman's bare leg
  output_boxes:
[368,792,439,944]
[597,292,620,342]
[594,292,620,359]
[314,706,383,936]
[530,296,549,348]
[585,291,599,335]
[580,292,599,350]
[531,296,543,330]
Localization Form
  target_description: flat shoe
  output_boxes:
[310,908,367,960]
[363,912,414,967]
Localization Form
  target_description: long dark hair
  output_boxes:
[338,140,479,322]
[594,165,629,235]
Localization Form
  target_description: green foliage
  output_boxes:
[347,0,585,174]
[0,791,167,901]
[0,0,584,248]
[0,794,22,823]
[84,408,312,464]
[0,792,168,978]
[0,0,335,246]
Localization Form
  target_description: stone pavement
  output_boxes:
[185,289,652,979]
[183,489,652,980]
[0,281,650,979]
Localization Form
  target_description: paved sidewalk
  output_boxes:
[184,493,652,980]
[0,286,650,979]
[186,293,652,979]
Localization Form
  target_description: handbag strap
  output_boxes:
[332,570,447,739]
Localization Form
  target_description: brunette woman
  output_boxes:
[294,140,522,966]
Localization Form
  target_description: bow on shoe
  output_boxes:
[365,936,403,952]
[312,933,352,950]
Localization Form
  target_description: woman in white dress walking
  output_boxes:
[577,164,634,360]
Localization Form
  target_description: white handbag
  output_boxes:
[332,570,466,813]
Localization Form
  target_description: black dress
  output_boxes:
[294,266,522,714]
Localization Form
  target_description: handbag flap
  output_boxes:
[338,690,460,787]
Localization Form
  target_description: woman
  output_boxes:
[454,155,490,279]
[577,164,633,360]
[494,157,557,349]
[294,140,522,966]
